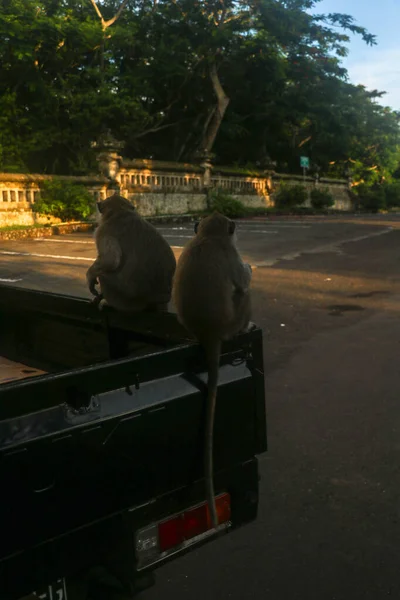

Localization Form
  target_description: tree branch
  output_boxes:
[133,122,178,139]
[89,0,104,23]
[298,135,312,148]
[89,0,129,30]
[104,0,129,28]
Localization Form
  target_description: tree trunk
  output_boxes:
[201,61,230,154]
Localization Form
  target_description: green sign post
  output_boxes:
[300,156,310,181]
[300,156,310,169]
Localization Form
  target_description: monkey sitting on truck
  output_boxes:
[86,194,176,312]
[173,212,253,528]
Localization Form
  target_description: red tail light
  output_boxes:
[183,503,209,541]
[136,493,232,569]
[158,493,231,552]
[158,514,184,552]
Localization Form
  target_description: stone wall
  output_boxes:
[0,173,109,226]
[117,159,271,214]
[117,161,351,215]
[129,192,208,217]
[0,160,353,225]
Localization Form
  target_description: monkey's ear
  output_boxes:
[96,201,103,214]
[228,220,236,235]
[194,221,200,234]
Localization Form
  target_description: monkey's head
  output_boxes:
[194,211,236,237]
[97,194,135,219]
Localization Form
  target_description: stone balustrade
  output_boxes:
[0,174,109,226]
[0,160,353,225]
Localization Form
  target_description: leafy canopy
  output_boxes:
[0,0,398,183]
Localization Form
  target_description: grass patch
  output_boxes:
[0,223,52,232]
[379,207,400,214]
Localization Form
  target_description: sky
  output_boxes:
[311,0,400,110]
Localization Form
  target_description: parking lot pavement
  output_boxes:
[1,215,400,599]
[0,217,396,294]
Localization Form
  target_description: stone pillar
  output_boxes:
[200,155,213,189]
[97,151,120,180]
[197,150,213,209]
[92,131,124,195]
[344,166,353,190]
[262,160,276,207]
[313,165,321,187]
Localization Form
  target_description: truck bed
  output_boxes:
[0,285,267,600]
[0,356,46,383]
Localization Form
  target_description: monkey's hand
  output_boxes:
[244,263,252,278]
[91,293,103,307]
[86,267,100,297]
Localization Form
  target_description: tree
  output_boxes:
[0,0,144,173]
[119,0,383,164]
[0,0,399,182]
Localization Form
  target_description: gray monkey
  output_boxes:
[86,194,176,312]
[173,211,253,527]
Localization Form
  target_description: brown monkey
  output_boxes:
[86,194,176,312]
[173,212,253,528]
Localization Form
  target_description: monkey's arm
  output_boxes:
[231,261,252,295]
[243,263,252,287]
[86,238,122,296]
[86,260,102,296]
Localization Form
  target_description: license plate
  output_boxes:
[32,579,67,600]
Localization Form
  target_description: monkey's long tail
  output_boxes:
[204,339,222,530]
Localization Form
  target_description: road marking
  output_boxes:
[31,234,196,244]
[0,250,93,262]
[253,227,393,267]
[238,221,311,228]
[0,277,23,283]
[34,238,94,244]
[160,227,190,231]
[161,222,311,228]
[161,229,279,235]
[238,230,278,234]
[33,230,280,243]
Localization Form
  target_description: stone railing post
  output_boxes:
[313,165,321,188]
[92,131,124,195]
[198,151,213,209]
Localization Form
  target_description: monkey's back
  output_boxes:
[173,236,239,337]
[96,211,176,310]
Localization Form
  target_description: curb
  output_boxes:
[0,216,198,240]
[0,222,94,241]
[1,211,398,241]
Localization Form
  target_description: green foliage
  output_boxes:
[275,184,308,208]
[354,179,400,211]
[34,179,94,222]
[208,189,246,218]
[0,0,398,182]
[310,188,335,210]
[382,181,400,207]
[0,224,50,232]
[355,184,386,213]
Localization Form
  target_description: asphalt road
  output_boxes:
[1,215,400,600]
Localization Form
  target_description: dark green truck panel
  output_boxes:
[0,286,267,600]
